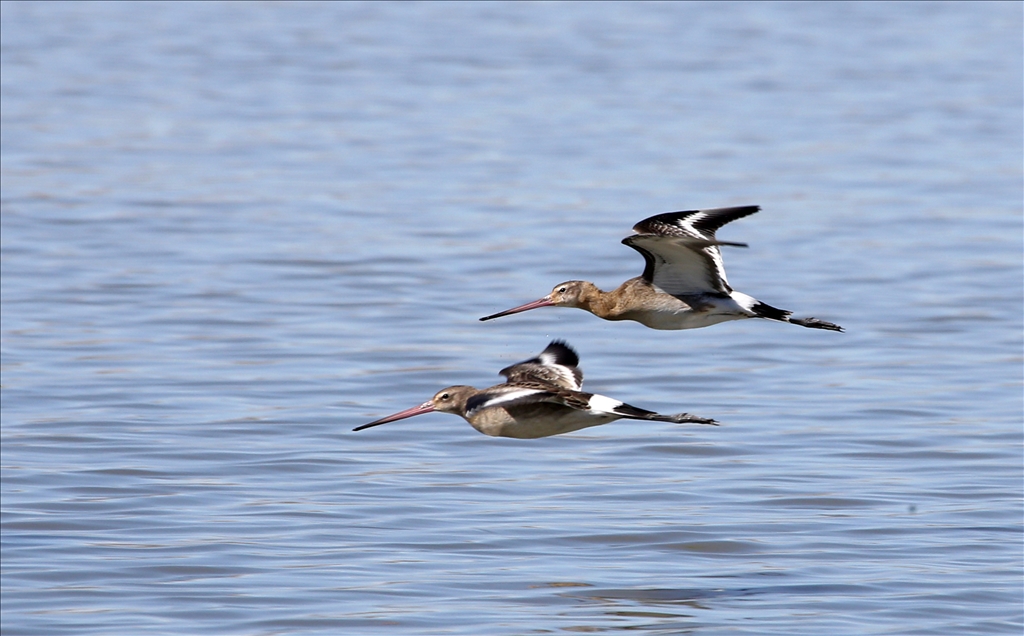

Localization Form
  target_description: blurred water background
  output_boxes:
[2,2,1021,634]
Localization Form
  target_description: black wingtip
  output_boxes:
[541,340,580,368]
[498,340,583,383]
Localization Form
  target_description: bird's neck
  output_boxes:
[579,282,629,319]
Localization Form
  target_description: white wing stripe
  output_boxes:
[679,212,708,238]
[474,388,547,410]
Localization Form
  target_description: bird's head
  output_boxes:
[479,280,597,321]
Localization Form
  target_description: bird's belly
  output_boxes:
[469,405,617,439]
[622,295,751,330]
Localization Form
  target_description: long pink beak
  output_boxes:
[354,401,435,431]
[479,297,554,321]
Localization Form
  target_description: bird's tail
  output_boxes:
[746,298,844,332]
[612,402,718,426]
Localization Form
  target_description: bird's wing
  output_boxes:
[465,384,571,418]
[471,381,681,422]
[499,340,583,390]
[633,206,760,241]
[623,206,758,296]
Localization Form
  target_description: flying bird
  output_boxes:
[480,206,842,332]
[354,340,717,439]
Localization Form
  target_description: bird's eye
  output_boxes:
[558,287,567,293]
[440,393,450,400]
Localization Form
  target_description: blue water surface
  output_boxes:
[2,2,1021,635]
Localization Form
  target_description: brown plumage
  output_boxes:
[354,341,717,439]
[480,206,843,332]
